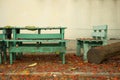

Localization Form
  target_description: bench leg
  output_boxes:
[13,53,16,61]
[0,53,2,64]
[83,43,89,61]
[3,44,7,62]
[60,53,65,64]
[20,53,23,56]
[3,53,7,63]
[3,50,7,63]
[10,52,13,64]
[76,41,81,56]
[17,52,23,59]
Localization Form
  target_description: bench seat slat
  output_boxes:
[16,34,62,39]
[10,46,65,53]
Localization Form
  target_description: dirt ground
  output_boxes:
[0,40,120,80]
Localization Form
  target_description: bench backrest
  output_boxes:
[92,25,108,44]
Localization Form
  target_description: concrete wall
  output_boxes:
[0,0,120,39]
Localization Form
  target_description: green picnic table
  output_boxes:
[5,26,67,64]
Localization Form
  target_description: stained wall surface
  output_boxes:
[0,0,120,39]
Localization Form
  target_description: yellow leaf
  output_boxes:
[55,51,60,54]
[4,25,12,28]
[70,67,78,71]
[21,70,30,75]
[28,63,37,67]
[25,26,37,31]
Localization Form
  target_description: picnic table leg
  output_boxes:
[3,52,7,63]
[10,52,13,64]
[20,42,23,57]
[17,53,23,59]
[17,42,23,59]
[0,53,2,64]
[12,41,16,61]
[83,43,89,61]
[3,45,7,62]
[13,53,16,61]
[60,52,65,64]
[76,41,81,56]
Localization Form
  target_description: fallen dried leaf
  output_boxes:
[21,70,30,75]
[28,63,37,67]
[70,67,78,71]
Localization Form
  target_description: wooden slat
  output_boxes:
[16,34,62,39]
[0,34,4,39]
[92,32,106,37]
[9,46,66,53]
[93,25,108,30]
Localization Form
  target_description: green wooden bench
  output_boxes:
[76,25,108,61]
[6,27,67,64]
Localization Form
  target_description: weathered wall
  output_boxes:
[0,0,120,39]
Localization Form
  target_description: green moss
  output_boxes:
[25,26,37,31]
[4,25,12,28]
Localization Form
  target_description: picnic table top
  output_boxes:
[0,26,67,30]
